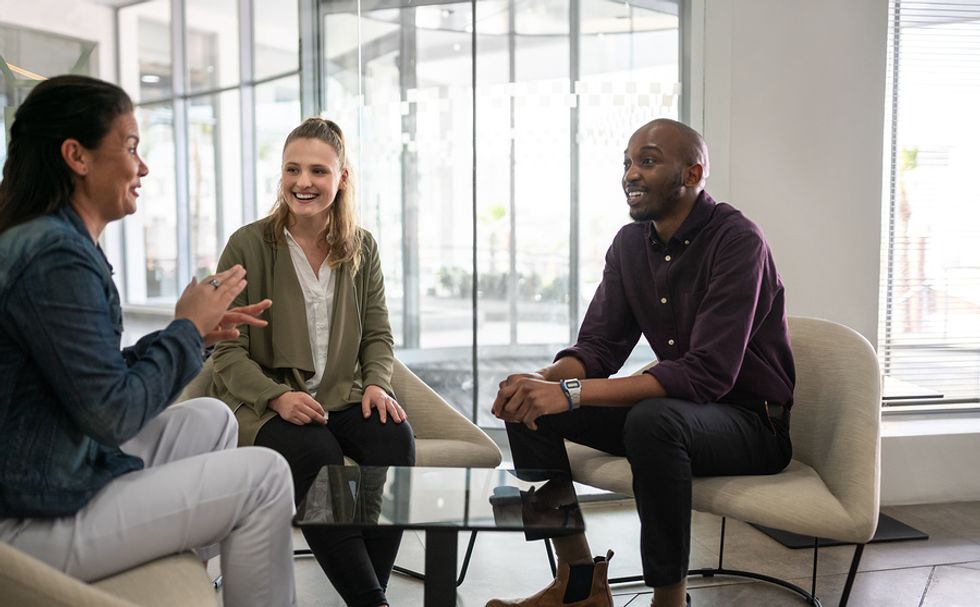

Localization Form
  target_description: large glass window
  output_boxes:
[118,0,172,103]
[319,0,681,425]
[1,0,680,426]
[255,75,302,217]
[188,90,242,279]
[0,23,99,166]
[129,103,178,303]
[186,0,240,92]
[115,0,301,315]
[255,0,300,81]
[880,0,980,406]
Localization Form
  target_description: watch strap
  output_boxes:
[559,379,582,411]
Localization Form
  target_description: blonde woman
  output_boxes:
[212,118,414,607]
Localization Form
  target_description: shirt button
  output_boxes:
[668,339,675,346]
[665,255,672,261]
[660,297,667,304]
[684,240,690,245]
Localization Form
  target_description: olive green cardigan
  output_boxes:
[209,219,395,446]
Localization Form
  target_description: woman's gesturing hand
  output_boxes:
[201,299,272,346]
[175,265,248,340]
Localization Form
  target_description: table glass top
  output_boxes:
[294,465,585,535]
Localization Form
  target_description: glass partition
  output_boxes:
[0,23,99,167]
[116,0,301,311]
[318,0,680,425]
[128,102,178,303]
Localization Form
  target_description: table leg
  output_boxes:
[424,529,459,607]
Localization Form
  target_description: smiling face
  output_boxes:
[621,123,693,223]
[281,137,347,223]
[75,112,148,225]
[622,120,707,225]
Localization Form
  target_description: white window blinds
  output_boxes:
[880,0,980,405]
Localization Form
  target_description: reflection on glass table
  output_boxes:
[294,466,584,607]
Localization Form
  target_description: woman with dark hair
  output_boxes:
[211,117,414,607]
[0,75,297,607]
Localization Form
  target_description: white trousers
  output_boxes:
[0,398,297,607]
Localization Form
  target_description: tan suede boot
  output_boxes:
[485,550,614,607]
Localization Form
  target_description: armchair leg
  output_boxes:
[572,517,823,605]
[688,518,822,606]
[838,543,865,607]
[812,535,819,597]
[389,529,480,587]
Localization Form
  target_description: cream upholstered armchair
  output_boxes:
[176,357,502,468]
[562,316,882,607]
[0,542,216,607]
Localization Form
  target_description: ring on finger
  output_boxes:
[207,278,221,289]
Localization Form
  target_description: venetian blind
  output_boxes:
[879,0,980,405]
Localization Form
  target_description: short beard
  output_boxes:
[629,171,684,222]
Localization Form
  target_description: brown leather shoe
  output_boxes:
[485,550,614,607]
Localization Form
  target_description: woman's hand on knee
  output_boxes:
[269,391,326,425]
[361,385,406,424]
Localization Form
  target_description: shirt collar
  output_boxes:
[56,204,114,273]
[57,204,92,241]
[646,190,717,247]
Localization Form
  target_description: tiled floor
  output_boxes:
[282,500,980,606]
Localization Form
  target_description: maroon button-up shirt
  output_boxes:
[557,191,795,409]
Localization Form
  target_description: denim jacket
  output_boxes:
[0,205,204,517]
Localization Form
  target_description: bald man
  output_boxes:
[489,119,795,607]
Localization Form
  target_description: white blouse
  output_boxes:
[284,229,336,395]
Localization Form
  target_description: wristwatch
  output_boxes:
[559,378,582,411]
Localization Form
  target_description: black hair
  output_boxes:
[0,75,134,234]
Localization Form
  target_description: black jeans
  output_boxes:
[506,398,792,587]
[256,405,416,607]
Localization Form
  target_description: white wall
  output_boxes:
[700,0,889,344]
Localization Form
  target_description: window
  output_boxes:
[317,0,682,424]
[113,0,301,309]
[0,22,100,166]
[880,0,980,406]
[1,0,683,428]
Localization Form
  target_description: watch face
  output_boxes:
[566,379,581,389]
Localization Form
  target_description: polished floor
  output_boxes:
[279,500,980,607]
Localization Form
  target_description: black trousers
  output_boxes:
[256,406,416,607]
[506,398,791,587]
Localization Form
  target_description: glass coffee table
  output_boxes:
[294,465,585,607]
